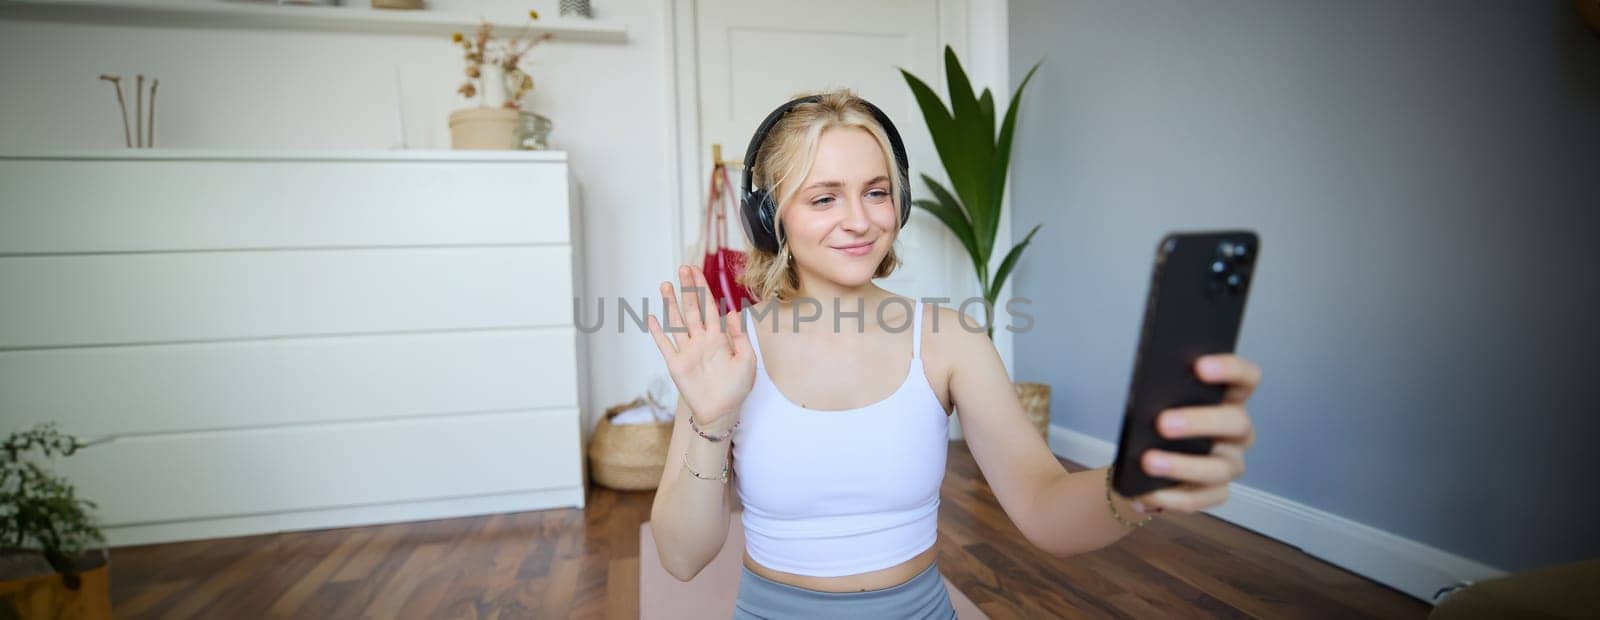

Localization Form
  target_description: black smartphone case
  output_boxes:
[1111,231,1259,498]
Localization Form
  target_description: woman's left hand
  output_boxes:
[1134,353,1262,514]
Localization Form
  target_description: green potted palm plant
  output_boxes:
[901,47,1052,438]
[0,423,111,619]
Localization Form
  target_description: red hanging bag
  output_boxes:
[700,164,757,314]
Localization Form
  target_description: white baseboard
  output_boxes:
[104,486,585,548]
[1046,425,1505,604]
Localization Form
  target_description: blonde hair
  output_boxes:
[737,89,906,303]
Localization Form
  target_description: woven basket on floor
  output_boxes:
[589,397,672,491]
[1014,381,1051,440]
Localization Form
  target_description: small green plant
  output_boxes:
[0,423,104,579]
[901,46,1044,338]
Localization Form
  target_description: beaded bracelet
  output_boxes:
[1105,465,1155,528]
[689,413,740,443]
[682,449,729,484]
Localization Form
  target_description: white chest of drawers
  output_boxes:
[0,149,589,545]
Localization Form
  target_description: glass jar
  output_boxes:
[516,112,553,150]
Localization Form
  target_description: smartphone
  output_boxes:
[1111,230,1259,498]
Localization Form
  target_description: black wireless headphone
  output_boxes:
[739,95,912,255]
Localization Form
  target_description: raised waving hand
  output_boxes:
[645,265,757,431]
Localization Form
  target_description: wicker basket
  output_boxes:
[1014,381,1052,440]
[588,397,673,491]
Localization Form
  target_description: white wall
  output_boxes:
[0,0,1018,438]
[0,0,677,433]
[1009,0,1600,575]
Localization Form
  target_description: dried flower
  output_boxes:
[451,16,550,109]
[99,75,131,148]
[476,21,492,50]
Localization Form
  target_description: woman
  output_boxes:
[645,90,1261,619]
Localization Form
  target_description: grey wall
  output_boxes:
[1009,1,1600,573]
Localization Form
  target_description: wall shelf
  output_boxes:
[1,148,571,163]
[0,0,629,41]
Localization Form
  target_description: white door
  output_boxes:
[674,0,966,301]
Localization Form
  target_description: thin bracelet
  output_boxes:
[689,413,739,442]
[682,449,729,484]
[1105,465,1155,528]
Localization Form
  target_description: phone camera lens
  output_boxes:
[1226,272,1246,291]
[1210,259,1227,274]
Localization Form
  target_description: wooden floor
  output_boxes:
[109,442,1428,618]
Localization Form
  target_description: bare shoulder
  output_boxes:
[744,298,782,332]
[920,304,999,371]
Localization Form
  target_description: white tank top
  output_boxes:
[732,300,949,577]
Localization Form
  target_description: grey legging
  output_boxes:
[731,561,957,620]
